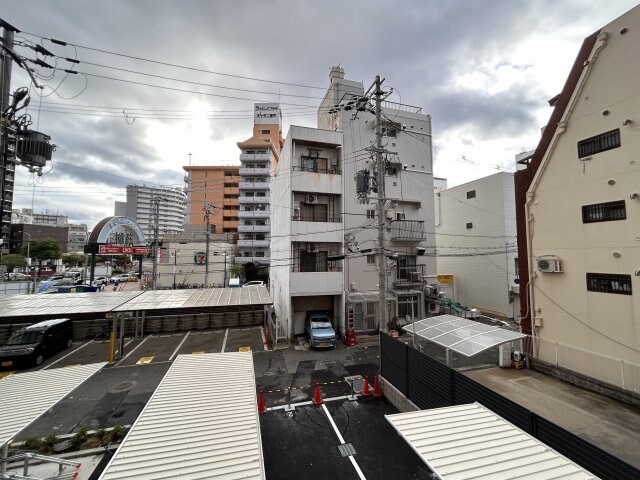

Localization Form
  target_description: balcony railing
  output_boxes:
[394,264,425,286]
[240,153,271,162]
[292,215,342,223]
[390,220,426,241]
[237,239,270,248]
[239,167,270,176]
[238,210,270,218]
[236,255,270,264]
[291,165,341,175]
[239,181,269,189]
[239,196,270,204]
[292,258,343,273]
[238,224,270,233]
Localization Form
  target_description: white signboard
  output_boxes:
[254,103,281,125]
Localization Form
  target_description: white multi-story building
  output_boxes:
[11,208,87,253]
[516,6,640,380]
[115,185,186,241]
[236,103,283,266]
[271,67,437,339]
[435,172,519,319]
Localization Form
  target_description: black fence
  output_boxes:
[380,333,640,480]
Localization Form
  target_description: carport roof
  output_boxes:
[402,315,526,357]
[0,363,105,448]
[0,291,142,318]
[386,403,598,480]
[99,352,265,480]
[112,286,272,312]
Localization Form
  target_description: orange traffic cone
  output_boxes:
[312,383,323,405]
[361,375,371,396]
[258,390,266,414]
[373,375,382,397]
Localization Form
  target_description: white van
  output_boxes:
[228,278,240,288]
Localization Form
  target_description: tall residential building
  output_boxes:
[515,6,640,381]
[183,165,240,237]
[270,67,436,339]
[435,172,519,320]
[11,208,87,253]
[114,185,186,240]
[236,103,283,265]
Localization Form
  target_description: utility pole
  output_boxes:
[203,203,213,288]
[374,75,388,333]
[151,196,162,290]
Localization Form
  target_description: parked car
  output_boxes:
[7,272,30,281]
[228,278,241,288]
[305,310,337,349]
[47,274,65,282]
[242,280,265,288]
[109,274,129,284]
[0,318,73,368]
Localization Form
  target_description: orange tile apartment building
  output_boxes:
[183,165,240,237]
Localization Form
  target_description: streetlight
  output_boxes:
[172,250,180,289]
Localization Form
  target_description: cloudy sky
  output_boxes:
[3,0,638,228]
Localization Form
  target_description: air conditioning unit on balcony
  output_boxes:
[410,271,422,282]
[306,194,318,204]
[307,243,319,253]
[537,255,563,273]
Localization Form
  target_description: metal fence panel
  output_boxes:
[407,348,452,408]
[536,415,640,480]
[380,333,407,394]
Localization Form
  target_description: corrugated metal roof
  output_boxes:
[403,315,526,357]
[99,352,265,480]
[0,291,142,318]
[0,363,105,447]
[386,403,598,480]
[112,286,272,312]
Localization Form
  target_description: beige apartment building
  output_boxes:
[516,5,640,386]
[183,166,240,238]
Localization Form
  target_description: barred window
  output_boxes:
[582,200,626,223]
[577,129,620,158]
[586,273,632,295]
[366,209,376,219]
[366,255,376,265]
[467,190,476,199]
[466,222,473,229]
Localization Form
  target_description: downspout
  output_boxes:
[525,31,608,355]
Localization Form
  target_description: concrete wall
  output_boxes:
[529,7,640,365]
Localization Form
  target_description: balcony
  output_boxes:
[236,255,270,264]
[292,215,341,223]
[239,181,269,189]
[237,239,270,248]
[238,210,269,219]
[290,271,343,295]
[291,164,341,175]
[390,220,426,241]
[394,264,426,287]
[239,195,270,204]
[239,167,270,176]
[238,224,270,233]
[240,153,271,162]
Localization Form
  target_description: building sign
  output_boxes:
[254,103,281,125]
[90,216,146,246]
[99,245,149,255]
[194,252,206,265]
[437,274,454,285]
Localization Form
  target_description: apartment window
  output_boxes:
[386,166,398,176]
[366,255,376,265]
[467,190,476,199]
[577,128,621,158]
[396,212,406,221]
[224,182,238,188]
[582,200,626,223]
[224,194,235,199]
[261,129,270,134]
[366,209,376,219]
[382,127,396,138]
[301,203,328,222]
[255,252,265,258]
[586,273,632,295]
[224,171,236,176]
[466,222,473,229]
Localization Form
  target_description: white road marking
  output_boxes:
[260,327,268,351]
[321,403,367,480]
[169,331,191,361]
[41,341,93,370]
[221,328,229,352]
[117,335,152,365]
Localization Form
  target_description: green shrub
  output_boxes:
[110,425,126,442]
[95,428,107,442]
[43,434,58,448]
[23,437,42,451]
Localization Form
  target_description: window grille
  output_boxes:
[577,129,621,158]
[586,273,632,295]
[582,200,626,223]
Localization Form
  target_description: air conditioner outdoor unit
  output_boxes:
[537,255,563,273]
[307,243,319,253]
[410,271,422,282]
[306,194,318,204]
[385,210,394,220]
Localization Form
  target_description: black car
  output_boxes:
[0,318,73,369]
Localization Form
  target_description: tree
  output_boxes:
[64,254,85,268]
[228,263,243,278]
[26,238,62,277]
[0,254,26,273]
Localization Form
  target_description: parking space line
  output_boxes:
[321,403,367,480]
[0,371,15,380]
[169,331,191,361]
[117,335,152,366]
[260,327,267,351]
[192,351,205,355]
[42,340,93,370]
[112,360,173,369]
[221,328,229,353]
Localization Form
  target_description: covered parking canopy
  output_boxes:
[0,363,105,448]
[386,403,598,480]
[402,315,526,357]
[99,352,265,480]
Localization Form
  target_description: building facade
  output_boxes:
[182,165,240,237]
[115,185,186,241]
[11,208,87,253]
[236,103,283,265]
[270,67,436,340]
[516,6,640,378]
[435,172,519,319]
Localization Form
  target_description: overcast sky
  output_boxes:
[3,0,638,228]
